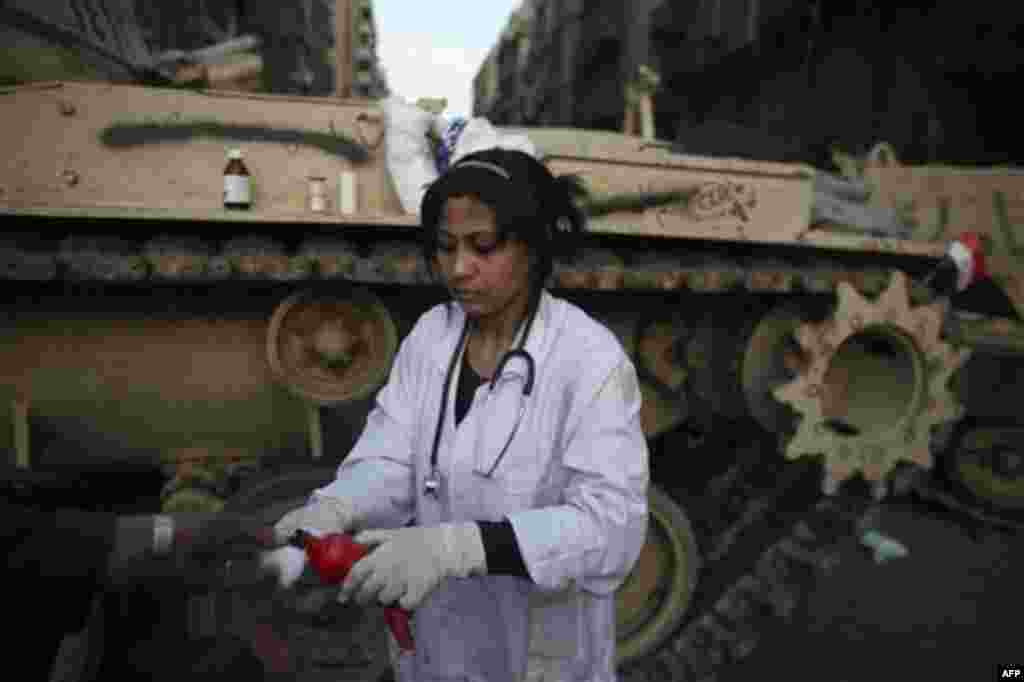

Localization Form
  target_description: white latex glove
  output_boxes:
[272,495,357,544]
[339,523,487,610]
[260,545,310,588]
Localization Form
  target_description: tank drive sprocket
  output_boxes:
[773,270,971,496]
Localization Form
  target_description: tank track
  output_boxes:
[630,499,858,682]
[621,441,869,682]
[621,424,1023,682]
[6,221,1021,379]
[0,226,931,295]
[7,224,1008,350]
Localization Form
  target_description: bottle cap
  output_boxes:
[227,148,243,160]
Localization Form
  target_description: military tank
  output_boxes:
[2,79,1023,681]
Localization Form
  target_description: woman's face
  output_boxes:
[435,195,532,321]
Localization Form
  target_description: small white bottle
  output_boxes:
[308,176,329,213]
[338,168,357,215]
[223,148,252,210]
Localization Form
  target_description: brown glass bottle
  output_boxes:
[223,148,252,210]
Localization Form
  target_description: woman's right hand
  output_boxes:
[273,495,358,544]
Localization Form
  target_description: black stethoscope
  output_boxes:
[423,297,539,497]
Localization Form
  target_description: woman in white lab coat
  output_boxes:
[275,147,649,682]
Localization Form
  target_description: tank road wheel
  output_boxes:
[948,426,1024,511]
[266,287,398,406]
[267,288,398,460]
[772,271,971,496]
[615,484,700,666]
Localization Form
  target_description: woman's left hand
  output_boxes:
[339,522,486,610]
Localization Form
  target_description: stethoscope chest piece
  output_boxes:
[424,471,440,497]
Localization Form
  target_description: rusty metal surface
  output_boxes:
[0,81,396,217]
[544,155,813,245]
[0,81,962,258]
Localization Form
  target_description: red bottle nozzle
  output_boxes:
[384,605,416,652]
[290,531,414,652]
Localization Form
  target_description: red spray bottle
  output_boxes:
[290,529,414,652]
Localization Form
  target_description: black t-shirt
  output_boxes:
[454,350,485,428]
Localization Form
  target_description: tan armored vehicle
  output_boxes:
[3,79,1023,680]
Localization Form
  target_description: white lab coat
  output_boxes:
[314,290,649,682]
